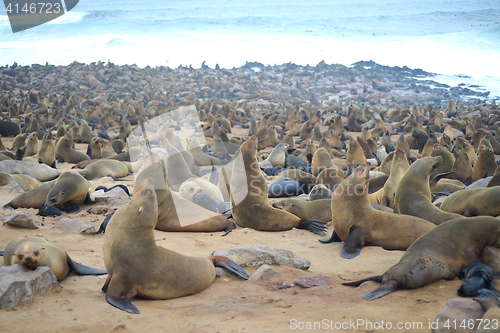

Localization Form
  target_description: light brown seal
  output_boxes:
[272,198,332,222]
[320,162,435,258]
[3,237,106,282]
[440,187,500,217]
[38,132,56,168]
[78,159,129,180]
[394,156,463,224]
[55,133,90,164]
[0,171,39,191]
[342,217,500,300]
[102,178,248,314]
[472,146,497,183]
[230,136,327,234]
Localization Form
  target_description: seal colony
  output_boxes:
[0,60,500,326]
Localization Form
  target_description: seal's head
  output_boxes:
[15,241,43,270]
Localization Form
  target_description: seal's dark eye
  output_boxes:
[34,251,39,256]
[18,254,24,259]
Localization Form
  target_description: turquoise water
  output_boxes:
[0,0,499,99]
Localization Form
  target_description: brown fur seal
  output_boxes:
[38,132,56,168]
[0,171,39,191]
[24,132,39,156]
[394,156,463,224]
[440,187,500,217]
[280,169,317,187]
[475,290,500,333]
[166,145,196,191]
[4,180,56,209]
[134,155,234,232]
[230,136,327,234]
[78,159,129,180]
[311,147,334,176]
[472,147,497,183]
[342,217,500,300]
[368,149,409,208]
[487,165,500,187]
[44,172,90,212]
[187,138,221,166]
[266,143,288,168]
[3,237,106,282]
[451,149,472,185]
[273,198,332,222]
[102,178,248,314]
[321,162,435,258]
[315,167,344,191]
[346,138,367,167]
[55,133,90,164]
[308,184,333,200]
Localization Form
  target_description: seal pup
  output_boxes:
[2,237,106,282]
[265,143,288,168]
[320,162,435,258]
[342,217,500,300]
[230,136,327,234]
[102,178,248,314]
[457,263,498,297]
[394,156,463,224]
[179,178,224,202]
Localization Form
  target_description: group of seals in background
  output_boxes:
[1,60,500,315]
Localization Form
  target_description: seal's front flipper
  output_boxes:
[340,228,364,259]
[341,275,382,287]
[60,202,81,214]
[474,288,500,311]
[96,212,115,235]
[0,251,3,256]
[363,280,398,301]
[211,255,249,280]
[298,219,328,235]
[105,272,139,314]
[66,254,107,276]
[319,230,341,243]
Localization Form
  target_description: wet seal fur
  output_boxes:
[320,162,435,258]
[342,217,500,300]
[102,178,248,314]
[2,237,106,281]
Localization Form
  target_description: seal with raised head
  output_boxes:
[230,136,327,234]
[2,237,106,282]
[320,162,435,258]
[342,217,500,300]
[55,133,90,164]
[394,156,462,224]
[102,178,248,314]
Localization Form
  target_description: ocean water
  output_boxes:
[0,0,499,100]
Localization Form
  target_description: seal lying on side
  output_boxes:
[457,263,499,297]
[440,187,500,217]
[2,237,107,281]
[78,159,129,180]
[342,217,500,300]
[102,178,249,314]
[0,160,61,181]
[230,136,327,235]
[320,162,435,258]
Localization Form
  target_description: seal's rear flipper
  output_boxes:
[104,273,139,314]
[362,280,398,301]
[66,254,107,276]
[340,228,364,259]
[430,172,454,185]
[298,219,328,235]
[318,230,342,243]
[211,255,249,280]
[341,275,382,287]
[96,212,115,235]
